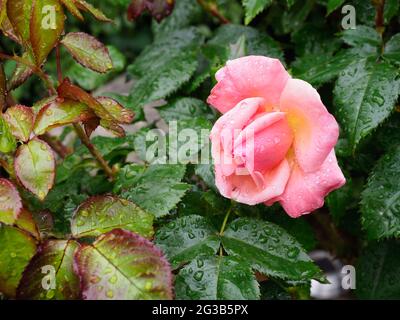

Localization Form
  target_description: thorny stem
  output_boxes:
[53,44,114,179]
[0,52,57,95]
[73,123,115,180]
[197,0,230,24]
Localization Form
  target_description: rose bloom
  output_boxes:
[208,56,345,218]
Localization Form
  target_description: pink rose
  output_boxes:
[208,56,345,218]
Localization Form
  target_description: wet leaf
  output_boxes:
[60,0,84,21]
[33,98,95,135]
[75,229,173,300]
[175,255,260,300]
[71,195,154,238]
[0,115,17,153]
[61,32,113,73]
[127,0,175,22]
[3,105,34,142]
[75,0,112,22]
[15,138,56,200]
[0,225,37,297]
[15,209,40,239]
[17,240,80,300]
[6,0,32,44]
[242,0,273,25]
[155,215,220,269]
[96,97,134,124]
[0,178,22,225]
[221,218,324,281]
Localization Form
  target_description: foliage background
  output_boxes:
[1,0,400,300]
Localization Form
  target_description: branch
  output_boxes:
[373,0,385,35]
[73,123,115,180]
[197,0,230,24]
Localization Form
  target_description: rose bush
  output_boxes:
[209,56,345,217]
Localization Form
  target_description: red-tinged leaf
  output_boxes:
[127,0,175,22]
[33,98,95,135]
[75,0,112,22]
[96,97,135,124]
[127,0,146,21]
[74,229,173,300]
[7,52,35,91]
[14,138,55,200]
[60,0,84,21]
[0,225,37,297]
[57,78,113,120]
[32,96,57,113]
[17,240,80,300]
[61,32,113,73]
[0,0,6,26]
[15,208,40,240]
[6,0,32,44]
[1,14,21,44]
[30,0,65,66]
[84,117,100,137]
[99,119,125,137]
[0,178,22,225]
[71,195,154,238]
[0,63,6,111]
[3,105,35,142]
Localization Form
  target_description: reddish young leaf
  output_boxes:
[0,13,22,44]
[6,0,32,44]
[30,0,65,66]
[0,178,22,225]
[8,52,35,91]
[84,117,100,137]
[60,0,84,21]
[57,79,113,121]
[74,229,173,300]
[33,98,95,135]
[99,120,125,137]
[61,32,113,73]
[96,97,135,124]
[75,0,112,22]
[3,105,35,142]
[15,208,40,240]
[14,138,55,200]
[127,0,175,22]
[17,240,81,300]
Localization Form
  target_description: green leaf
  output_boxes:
[17,240,80,300]
[30,0,65,65]
[242,0,272,25]
[175,255,260,300]
[340,25,381,54]
[384,0,399,24]
[33,98,94,135]
[0,225,37,297]
[61,32,113,73]
[127,28,202,109]
[158,97,213,122]
[155,215,220,269]
[118,164,190,218]
[0,178,22,225]
[195,163,216,191]
[75,229,173,300]
[356,240,400,299]
[65,46,126,91]
[3,105,34,142]
[334,58,400,152]
[326,0,345,15]
[71,195,154,238]
[15,209,40,239]
[0,114,17,153]
[384,33,400,66]
[15,138,56,200]
[361,146,400,239]
[221,218,324,281]
[208,24,283,62]
[291,50,357,87]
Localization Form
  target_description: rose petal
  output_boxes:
[280,78,339,173]
[233,112,293,173]
[207,56,290,113]
[278,150,346,218]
